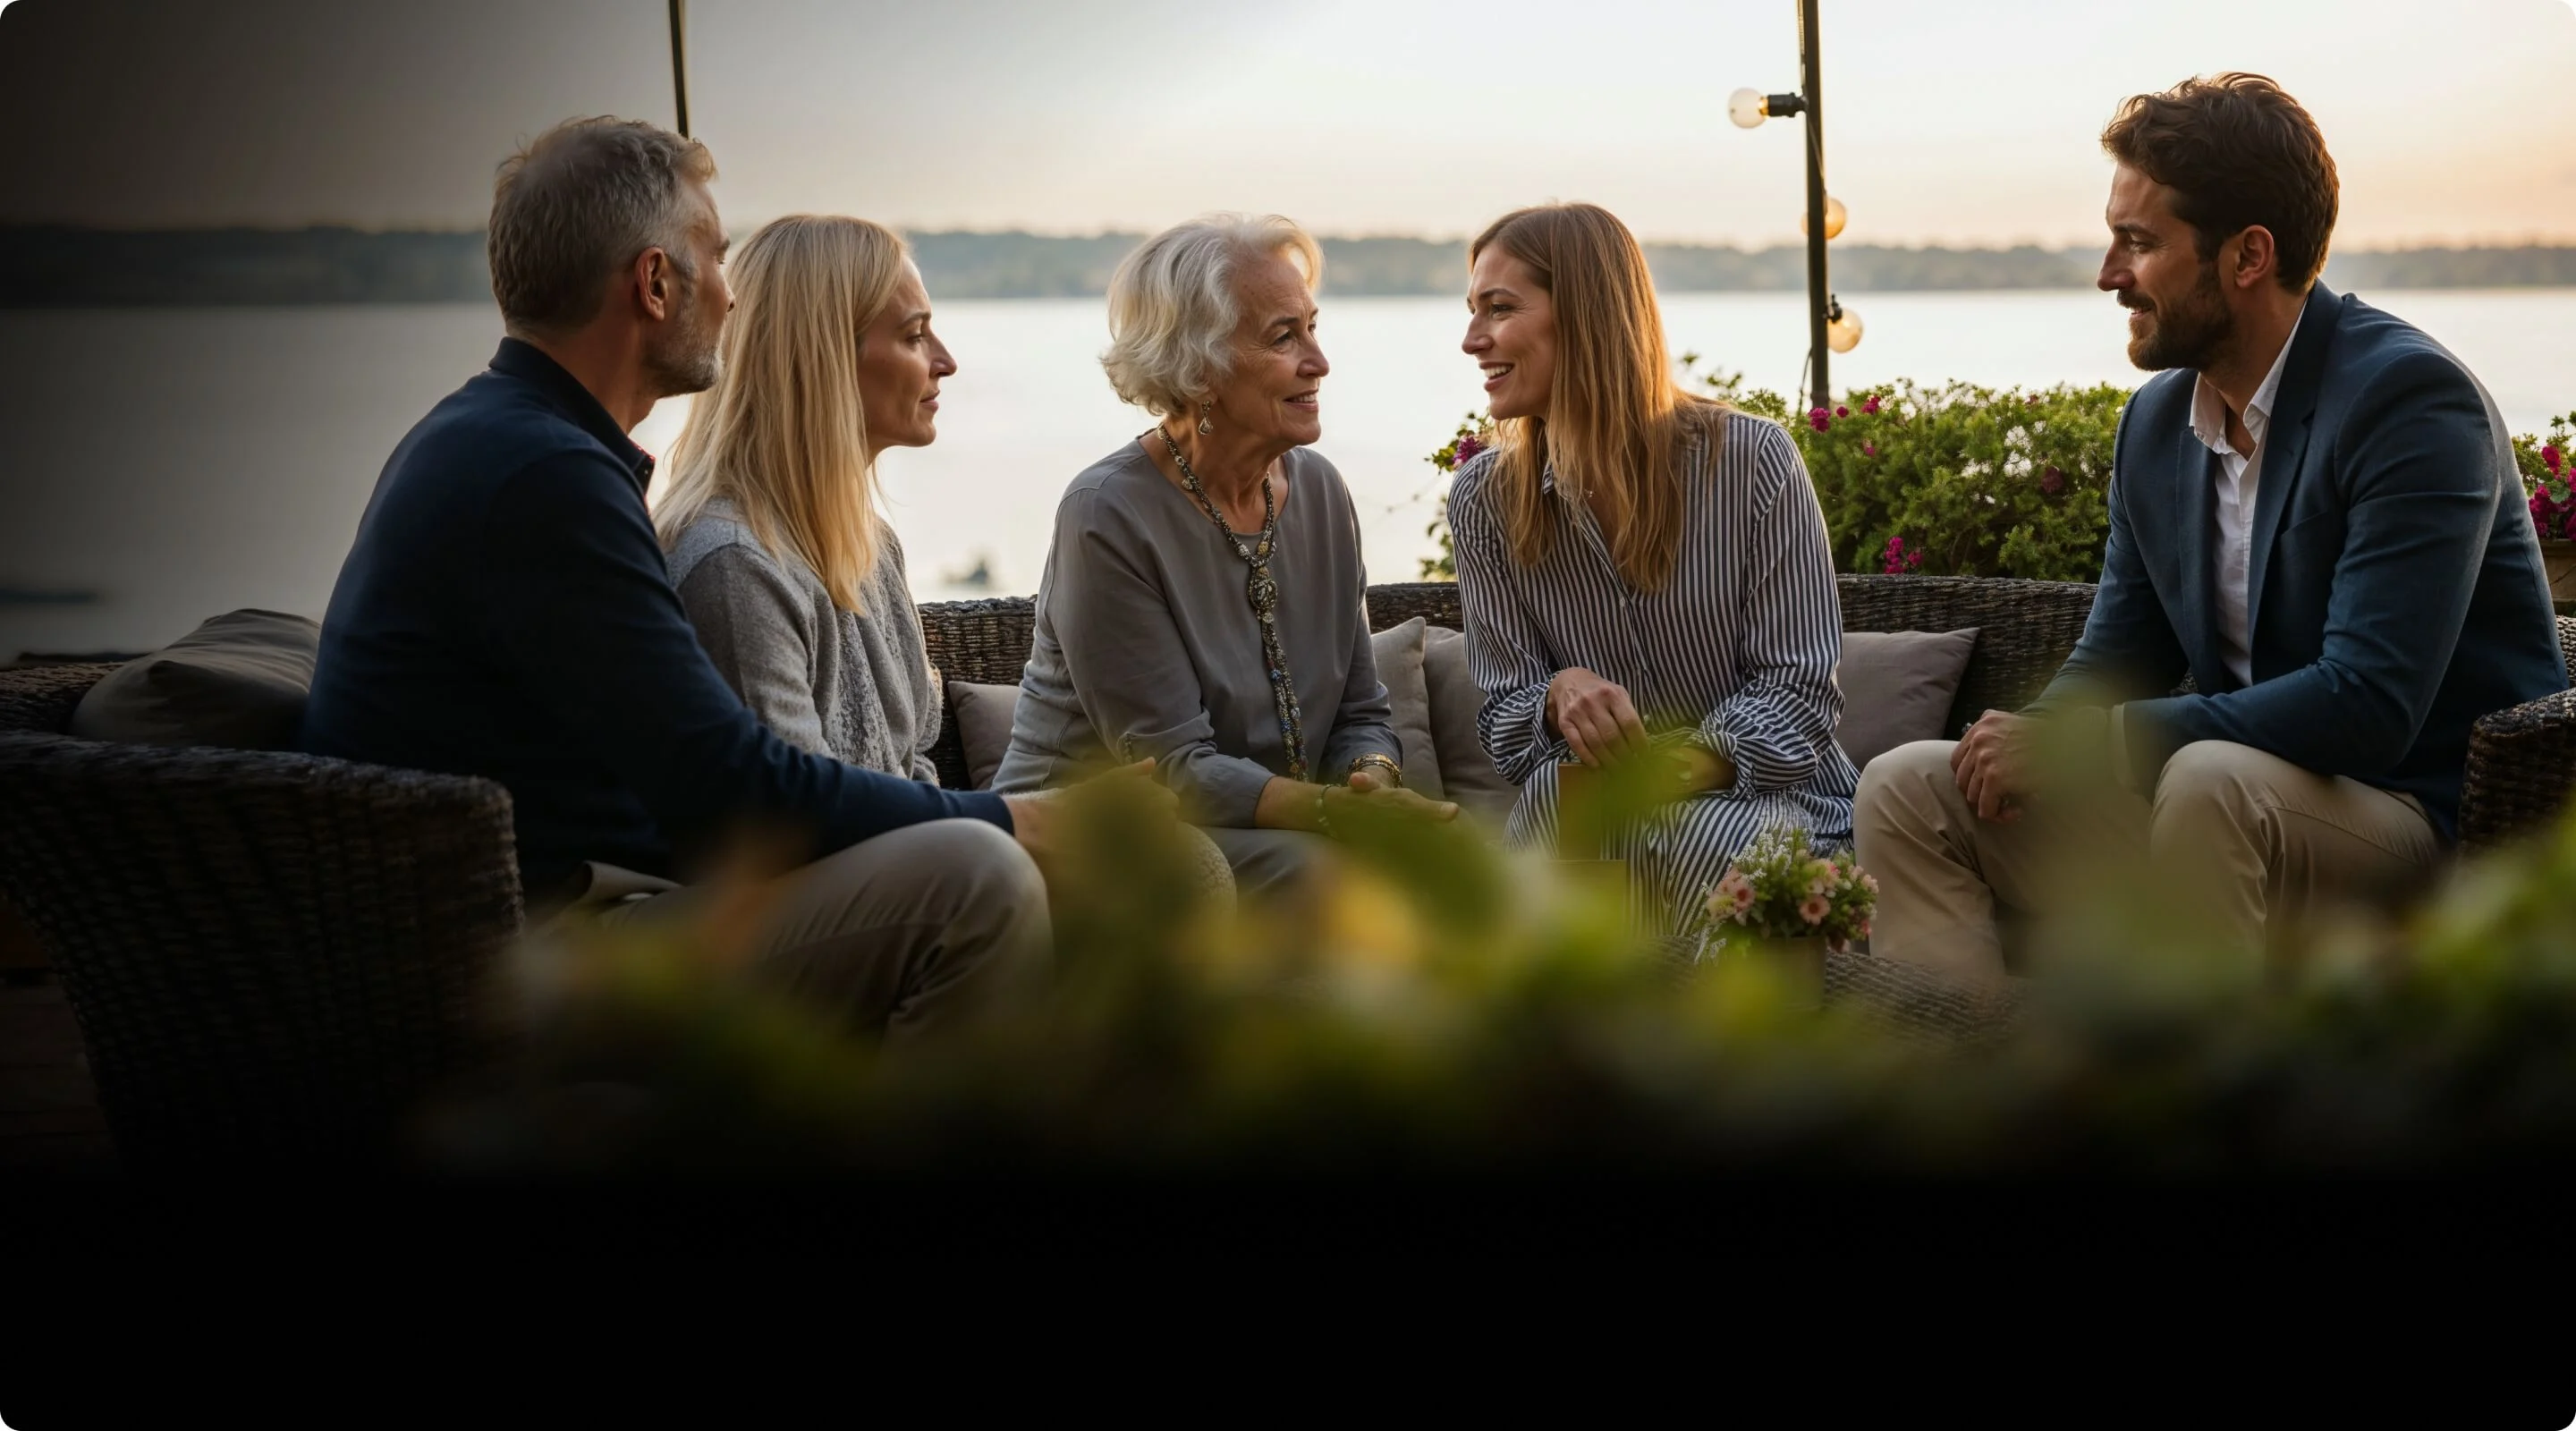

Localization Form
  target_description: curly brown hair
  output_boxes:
[2101,73,2339,292]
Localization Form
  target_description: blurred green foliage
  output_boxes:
[424,762,2576,1179]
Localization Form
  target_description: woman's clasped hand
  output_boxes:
[1326,762,1460,826]
[1544,666,1736,798]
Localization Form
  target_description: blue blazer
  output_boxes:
[2033,283,2567,840]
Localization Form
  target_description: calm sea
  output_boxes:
[4,289,2572,656]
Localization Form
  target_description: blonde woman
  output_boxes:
[656,215,951,782]
[1452,202,1857,932]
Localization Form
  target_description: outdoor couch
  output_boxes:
[5,575,2573,1164]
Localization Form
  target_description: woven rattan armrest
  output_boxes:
[0,730,525,1164]
[2459,688,2576,853]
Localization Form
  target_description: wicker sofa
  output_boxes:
[6,574,2572,1164]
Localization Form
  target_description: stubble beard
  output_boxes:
[2125,259,2234,373]
[645,275,724,397]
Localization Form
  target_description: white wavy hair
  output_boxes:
[1100,214,1324,419]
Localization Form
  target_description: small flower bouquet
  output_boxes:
[1698,824,1877,959]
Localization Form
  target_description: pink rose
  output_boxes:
[2546,444,2563,475]
[1861,396,1881,415]
[1453,435,1485,464]
[1835,405,1849,418]
[1862,443,1877,458]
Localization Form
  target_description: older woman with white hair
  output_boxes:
[993,214,1454,893]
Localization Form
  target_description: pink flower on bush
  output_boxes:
[2546,444,2563,476]
[1453,435,1485,465]
[2039,465,2067,497]
[1881,536,1924,574]
[1798,894,1830,926]
[1809,407,1831,433]
[1862,442,1877,458]
[1861,396,1881,415]
[1835,405,1849,418]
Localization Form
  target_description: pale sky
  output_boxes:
[3,0,2572,246]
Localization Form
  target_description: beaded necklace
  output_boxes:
[1152,427,1307,780]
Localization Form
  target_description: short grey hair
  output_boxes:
[1100,214,1324,418]
[489,116,718,337]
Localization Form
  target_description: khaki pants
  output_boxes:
[558,818,1051,1045]
[1852,739,2441,982]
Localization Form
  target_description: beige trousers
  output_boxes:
[1852,739,2441,982]
[562,818,1051,1045]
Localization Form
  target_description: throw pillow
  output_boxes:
[1365,616,1445,800]
[1420,624,1519,824]
[1836,629,1980,772]
[948,681,1023,792]
[68,608,319,750]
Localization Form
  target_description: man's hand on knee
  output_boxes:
[1001,758,1173,864]
[1950,710,2036,823]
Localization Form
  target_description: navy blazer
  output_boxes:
[2031,284,2567,841]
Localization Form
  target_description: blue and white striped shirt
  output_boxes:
[1451,409,1858,919]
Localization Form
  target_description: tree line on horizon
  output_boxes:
[4,225,2573,306]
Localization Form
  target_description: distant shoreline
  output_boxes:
[8,226,2574,307]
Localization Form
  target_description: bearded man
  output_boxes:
[301,118,1079,1041]
[1853,73,2566,981]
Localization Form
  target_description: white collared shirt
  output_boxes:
[2187,313,2302,688]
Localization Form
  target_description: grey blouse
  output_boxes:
[665,496,942,783]
[991,440,1400,825]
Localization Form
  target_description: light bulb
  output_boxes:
[1727,88,1768,129]
[1826,304,1863,353]
[1800,195,1849,241]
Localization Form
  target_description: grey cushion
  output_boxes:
[949,681,1023,791]
[68,608,319,750]
[1366,616,1444,799]
[1836,629,1980,771]
[1420,624,1518,824]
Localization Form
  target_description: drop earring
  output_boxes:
[1197,401,1215,436]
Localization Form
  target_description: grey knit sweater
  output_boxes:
[665,497,942,783]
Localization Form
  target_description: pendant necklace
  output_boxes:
[1152,426,1308,780]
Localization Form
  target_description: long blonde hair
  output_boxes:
[1471,203,1724,592]
[655,215,909,611]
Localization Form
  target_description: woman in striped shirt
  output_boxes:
[1451,203,1858,933]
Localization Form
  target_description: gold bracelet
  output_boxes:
[1346,753,1403,787]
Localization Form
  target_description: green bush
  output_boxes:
[1726,375,2131,581]
[1419,374,2131,581]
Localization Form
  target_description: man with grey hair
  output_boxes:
[302,117,1067,1042]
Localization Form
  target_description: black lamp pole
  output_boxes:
[1747,1,1835,412]
[668,0,691,137]
[1796,0,1830,413]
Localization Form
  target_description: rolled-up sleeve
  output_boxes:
[1048,488,1279,826]
[1692,427,1846,793]
[1453,461,1568,785]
